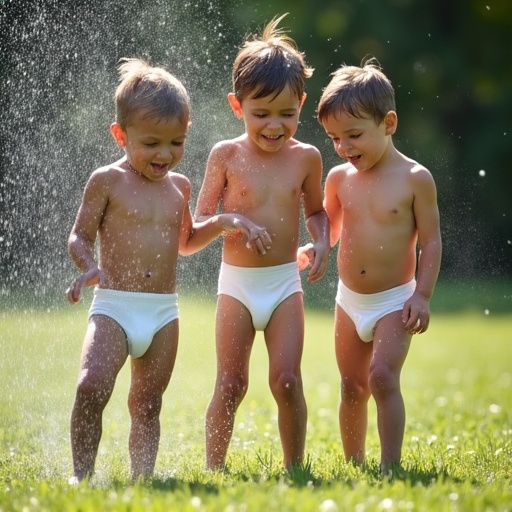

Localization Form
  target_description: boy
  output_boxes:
[66,58,269,482]
[194,14,330,471]
[317,58,442,472]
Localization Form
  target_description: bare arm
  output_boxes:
[323,167,344,248]
[403,168,442,333]
[181,143,272,256]
[66,170,109,303]
[298,148,330,282]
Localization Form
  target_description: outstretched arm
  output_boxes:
[179,143,272,256]
[180,212,272,256]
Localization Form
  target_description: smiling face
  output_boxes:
[111,112,189,181]
[322,109,397,172]
[228,85,305,153]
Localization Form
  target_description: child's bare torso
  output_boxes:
[97,166,186,293]
[335,159,419,294]
[221,137,313,267]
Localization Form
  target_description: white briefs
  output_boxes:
[89,288,179,358]
[335,278,416,342]
[218,262,303,331]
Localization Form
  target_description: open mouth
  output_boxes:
[151,163,169,173]
[262,134,283,141]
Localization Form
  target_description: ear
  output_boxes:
[384,111,398,135]
[299,93,307,109]
[110,122,127,147]
[227,93,243,119]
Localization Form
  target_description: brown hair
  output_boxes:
[232,13,313,102]
[114,58,190,128]
[317,57,395,125]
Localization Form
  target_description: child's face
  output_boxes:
[228,85,305,153]
[111,112,189,181]
[322,110,397,171]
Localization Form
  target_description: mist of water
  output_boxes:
[0,0,251,308]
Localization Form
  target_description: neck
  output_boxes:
[126,159,141,175]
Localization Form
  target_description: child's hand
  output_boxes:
[297,243,315,271]
[402,292,430,335]
[297,242,329,282]
[226,216,273,256]
[66,267,105,304]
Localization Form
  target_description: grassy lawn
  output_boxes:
[0,295,510,511]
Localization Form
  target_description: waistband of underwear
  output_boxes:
[221,261,298,276]
[93,287,178,302]
[338,279,416,305]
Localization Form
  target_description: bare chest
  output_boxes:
[223,165,303,211]
[340,177,413,225]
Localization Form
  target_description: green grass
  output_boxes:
[0,296,511,511]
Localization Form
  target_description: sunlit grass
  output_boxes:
[0,296,511,511]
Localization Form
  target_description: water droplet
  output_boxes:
[478,169,486,177]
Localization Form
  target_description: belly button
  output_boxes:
[361,270,366,275]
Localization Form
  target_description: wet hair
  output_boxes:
[114,57,190,128]
[317,57,395,125]
[232,13,313,102]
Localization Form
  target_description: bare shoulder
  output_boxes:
[169,172,191,194]
[289,138,321,160]
[85,161,124,190]
[326,162,352,183]
[209,135,245,161]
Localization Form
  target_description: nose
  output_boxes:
[336,140,353,156]
[266,117,281,129]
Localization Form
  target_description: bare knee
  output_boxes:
[368,363,399,399]
[128,392,163,421]
[270,371,300,401]
[74,371,114,409]
[341,376,371,404]
[216,374,248,404]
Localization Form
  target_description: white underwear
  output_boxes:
[335,279,416,342]
[218,262,303,331]
[89,288,179,358]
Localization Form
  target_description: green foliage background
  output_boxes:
[0,0,510,311]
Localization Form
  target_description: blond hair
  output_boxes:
[115,58,190,128]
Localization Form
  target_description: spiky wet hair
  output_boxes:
[232,13,313,102]
[114,57,190,128]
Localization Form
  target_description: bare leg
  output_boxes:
[205,295,255,469]
[370,311,411,472]
[70,315,128,481]
[334,304,372,464]
[264,292,307,469]
[128,319,178,479]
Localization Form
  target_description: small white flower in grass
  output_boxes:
[449,493,458,501]
[191,496,202,509]
[489,404,501,413]
[427,435,438,445]
[319,499,338,512]
[378,498,393,510]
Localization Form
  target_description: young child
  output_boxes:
[317,58,442,473]
[194,14,330,471]
[66,58,270,483]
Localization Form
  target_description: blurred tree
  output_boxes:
[0,0,510,308]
